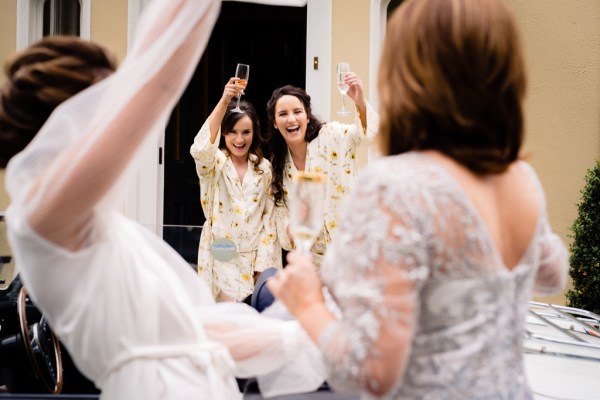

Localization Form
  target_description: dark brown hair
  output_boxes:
[220,100,264,175]
[0,35,117,167]
[378,0,527,174]
[266,85,324,206]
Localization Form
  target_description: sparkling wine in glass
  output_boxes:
[232,63,249,113]
[336,62,352,116]
[289,172,327,255]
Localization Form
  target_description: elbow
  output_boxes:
[361,359,405,397]
[190,145,200,158]
[535,267,568,296]
[364,371,400,397]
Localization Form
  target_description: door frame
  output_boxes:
[125,0,332,233]
[16,0,91,50]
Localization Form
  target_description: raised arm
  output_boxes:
[207,77,246,143]
[190,77,246,176]
[14,0,220,249]
[332,71,379,147]
[520,163,568,295]
[345,71,368,130]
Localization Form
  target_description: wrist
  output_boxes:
[295,300,335,343]
[354,97,367,110]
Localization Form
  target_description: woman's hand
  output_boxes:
[267,251,325,319]
[220,77,245,105]
[345,72,366,110]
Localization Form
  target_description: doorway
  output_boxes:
[162,2,307,263]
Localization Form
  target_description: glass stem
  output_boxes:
[236,94,241,109]
[295,240,312,255]
[341,93,347,112]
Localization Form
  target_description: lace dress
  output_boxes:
[318,152,568,399]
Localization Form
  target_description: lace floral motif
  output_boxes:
[318,152,567,399]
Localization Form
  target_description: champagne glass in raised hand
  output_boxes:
[289,172,327,255]
[232,63,249,113]
[336,62,352,116]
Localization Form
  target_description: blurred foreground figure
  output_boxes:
[0,0,325,399]
[268,0,568,398]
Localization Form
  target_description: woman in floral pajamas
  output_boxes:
[266,72,379,269]
[191,78,286,301]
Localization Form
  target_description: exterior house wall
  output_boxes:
[507,0,600,303]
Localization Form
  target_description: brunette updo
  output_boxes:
[0,35,117,167]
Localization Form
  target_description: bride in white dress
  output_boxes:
[0,0,324,399]
[268,0,569,399]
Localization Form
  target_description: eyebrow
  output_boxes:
[277,107,303,115]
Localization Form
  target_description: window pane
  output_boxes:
[43,0,81,37]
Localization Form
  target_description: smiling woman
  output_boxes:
[266,75,379,269]
[190,78,287,302]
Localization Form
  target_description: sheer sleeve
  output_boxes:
[318,165,429,396]
[533,217,568,295]
[5,0,221,249]
[519,163,568,295]
[199,302,327,397]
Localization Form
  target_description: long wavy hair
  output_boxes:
[220,100,264,175]
[266,85,324,206]
[0,35,117,168]
[378,0,526,174]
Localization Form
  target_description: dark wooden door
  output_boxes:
[163,2,306,262]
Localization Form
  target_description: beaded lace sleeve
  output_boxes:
[318,161,430,395]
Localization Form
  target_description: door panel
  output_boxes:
[163,2,306,262]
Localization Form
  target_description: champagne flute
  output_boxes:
[289,172,327,255]
[232,63,249,113]
[336,62,352,116]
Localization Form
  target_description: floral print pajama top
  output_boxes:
[191,120,282,300]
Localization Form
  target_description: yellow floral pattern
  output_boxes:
[280,102,379,269]
[190,119,282,301]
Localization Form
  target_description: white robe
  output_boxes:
[4,0,325,398]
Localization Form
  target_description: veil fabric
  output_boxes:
[5,0,325,398]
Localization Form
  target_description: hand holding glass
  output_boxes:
[336,62,352,116]
[232,63,249,113]
[289,172,327,255]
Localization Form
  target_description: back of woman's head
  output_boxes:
[220,100,265,172]
[378,0,526,174]
[0,35,117,167]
